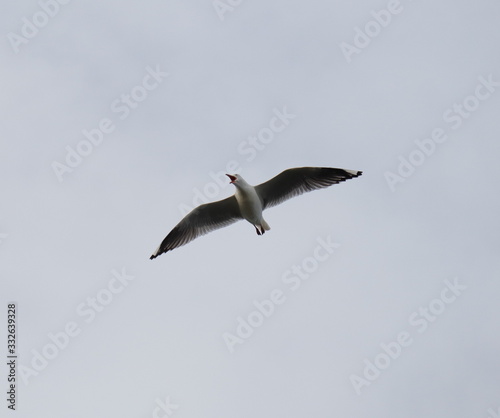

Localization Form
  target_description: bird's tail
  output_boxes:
[261,219,271,231]
[255,219,271,235]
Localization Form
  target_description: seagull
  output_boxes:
[150,167,362,259]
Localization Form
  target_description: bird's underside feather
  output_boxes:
[150,196,242,259]
[255,167,362,210]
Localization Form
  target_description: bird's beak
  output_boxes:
[226,174,237,183]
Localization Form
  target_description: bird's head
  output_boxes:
[226,173,249,188]
[226,174,239,184]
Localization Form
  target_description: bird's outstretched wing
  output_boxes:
[150,196,242,259]
[255,167,362,210]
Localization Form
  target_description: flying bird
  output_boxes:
[150,167,362,259]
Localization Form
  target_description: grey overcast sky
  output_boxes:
[2,0,500,417]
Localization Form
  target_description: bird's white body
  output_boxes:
[232,176,270,235]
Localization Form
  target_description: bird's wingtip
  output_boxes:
[149,243,164,260]
[150,247,161,260]
[345,169,362,177]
